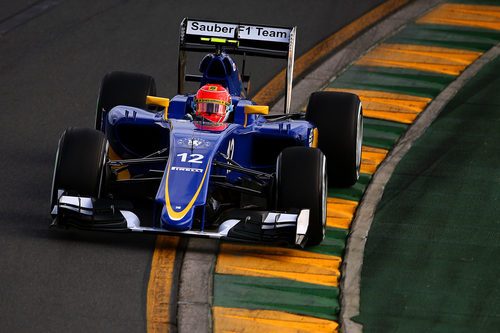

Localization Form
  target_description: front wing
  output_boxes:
[51,194,310,247]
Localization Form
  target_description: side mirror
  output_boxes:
[244,105,269,115]
[146,96,170,119]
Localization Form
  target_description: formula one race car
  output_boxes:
[50,19,363,247]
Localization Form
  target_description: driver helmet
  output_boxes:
[193,84,233,123]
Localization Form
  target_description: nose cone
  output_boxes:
[160,205,195,231]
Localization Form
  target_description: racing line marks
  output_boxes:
[0,0,65,36]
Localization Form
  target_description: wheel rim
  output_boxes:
[97,141,109,199]
[321,155,327,237]
[355,104,363,179]
[50,130,66,210]
[50,145,61,210]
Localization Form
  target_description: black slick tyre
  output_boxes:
[50,127,109,211]
[95,71,157,130]
[276,147,327,246]
[306,91,363,187]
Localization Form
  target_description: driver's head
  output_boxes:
[193,84,232,123]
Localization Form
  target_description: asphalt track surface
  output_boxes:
[0,1,385,331]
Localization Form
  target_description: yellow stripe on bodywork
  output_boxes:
[216,244,341,287]
[147,236,179,332]
[355,43,483,76]
[326,88,432,124]
[417,3,500,31]
[213,307,339,333]
[164,159,209,220]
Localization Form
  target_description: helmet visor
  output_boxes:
[197,102,228,122]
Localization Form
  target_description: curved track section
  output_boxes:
[0,0,386,331]
[342,3,500,331]
[202,0,500,331]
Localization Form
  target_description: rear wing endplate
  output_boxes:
[179,18,296,114]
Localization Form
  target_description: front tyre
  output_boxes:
[95,71,157,131]
[276,147,327,246]
[306,91,363,187]
[50,127,109,212]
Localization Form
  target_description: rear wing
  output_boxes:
[178,18,296,114]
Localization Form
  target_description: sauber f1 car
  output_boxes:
[50,19,363,247]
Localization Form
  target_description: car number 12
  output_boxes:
[177,153,204,163]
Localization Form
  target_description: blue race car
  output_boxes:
[50,19,363,247]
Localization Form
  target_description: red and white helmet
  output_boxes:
[193,84,232,123]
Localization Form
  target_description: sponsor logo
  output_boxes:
[186,20,290,43]
[239,25,289,42]
[171,166,204,173]
[176,137,211,148]
[187,21,236,38]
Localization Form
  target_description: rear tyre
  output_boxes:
[50,127,109,211]
[95,71,157,130]
[276,147,327,246]
[306,91,363,187]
